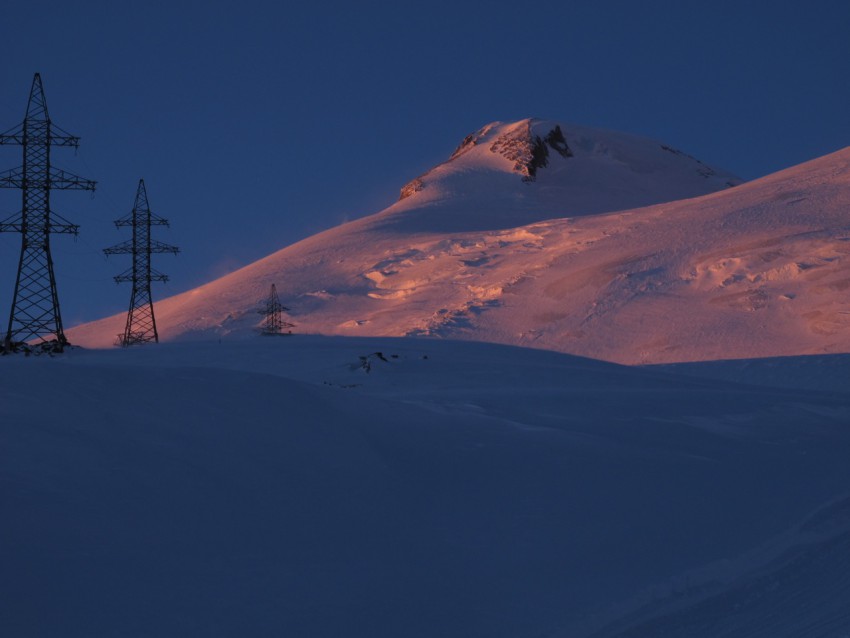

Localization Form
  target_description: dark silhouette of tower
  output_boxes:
[104,179,178,346]
[0,73,96,352]
[259,284,294,335]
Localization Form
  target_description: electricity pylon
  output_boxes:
[259,284,294,335]
[104,179,178,346]
[0,73,96,352]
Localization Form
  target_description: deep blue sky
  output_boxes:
[1,0,848,327]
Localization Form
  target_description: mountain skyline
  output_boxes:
[1,1,848,327]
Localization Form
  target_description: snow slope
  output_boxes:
[68,119,758,360]
[588,493,850,638]
[2,337,850,637]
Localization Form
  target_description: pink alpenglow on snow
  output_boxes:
[69,119,850,364]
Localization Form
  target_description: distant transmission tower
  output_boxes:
[0,73,96,353]
[104,179,178,346]
[259,284,294,335]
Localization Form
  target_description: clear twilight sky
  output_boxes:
[0,0,848,327]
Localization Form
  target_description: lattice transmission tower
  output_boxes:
[259,284,294,335]
[104,179,178,346]
[0,73,96,353]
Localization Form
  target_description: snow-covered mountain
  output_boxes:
[70,119,850,363]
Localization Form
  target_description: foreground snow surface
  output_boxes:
[2,336,850,637]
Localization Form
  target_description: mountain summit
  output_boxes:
[385,118,740,233]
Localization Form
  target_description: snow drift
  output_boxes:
[3,337,850,637]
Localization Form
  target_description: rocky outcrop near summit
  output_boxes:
[486,121,573,180]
